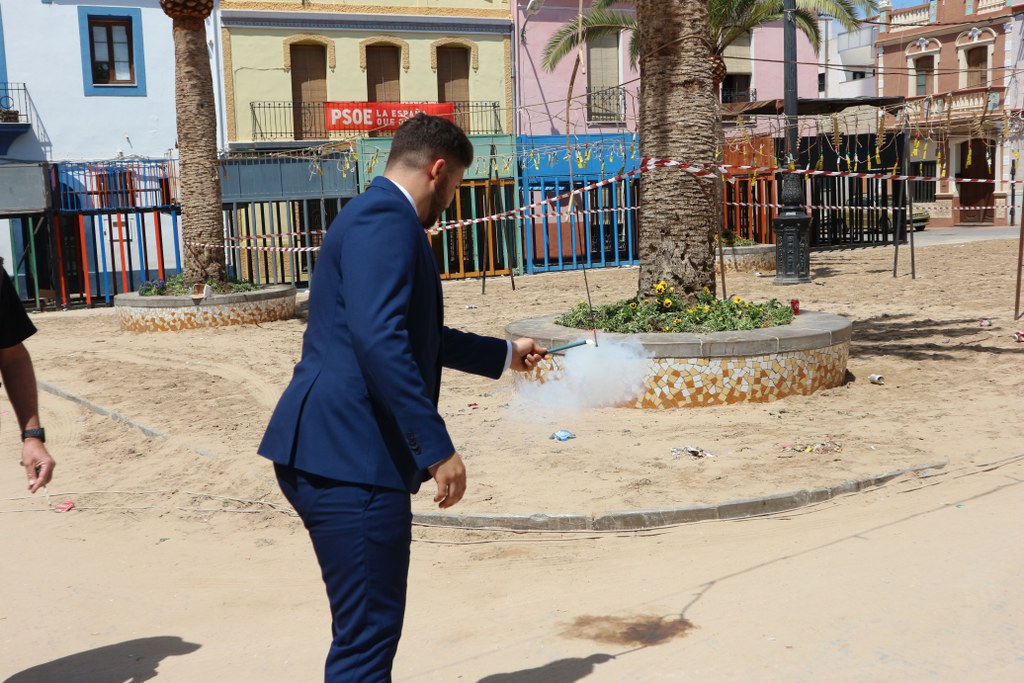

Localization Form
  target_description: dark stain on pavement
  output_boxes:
[561,614,695,647]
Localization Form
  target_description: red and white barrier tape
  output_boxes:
[223,230,324,243]
[185,240,320,253]
[724,200,1019,212]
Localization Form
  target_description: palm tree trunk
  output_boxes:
[172,15,226,283]
[635,0,720,301]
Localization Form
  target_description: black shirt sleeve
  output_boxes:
[0,266,36,349]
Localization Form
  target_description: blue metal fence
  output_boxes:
[517,134,640,274]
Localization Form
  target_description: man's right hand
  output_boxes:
[428,453,466,509]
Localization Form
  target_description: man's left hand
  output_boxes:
[22,440,55,493]
[510,337,546,372]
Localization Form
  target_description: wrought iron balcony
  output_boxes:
[0,83,31,124]
[721,87,757,104]
[0,83,32,156]
[586,87,627,123]
[250,100,503,141]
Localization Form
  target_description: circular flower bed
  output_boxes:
[114,284,296,332]
[509,283,850,409]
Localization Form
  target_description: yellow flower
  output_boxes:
[703,286,710,294]
[702,305,710,312]
[673,318,682,325]
[662,298,673,309]
[654,281,667,294]
[686,307,695,315]
[732,295,743,305]
[629,301,637,309]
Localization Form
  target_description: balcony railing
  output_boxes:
[977,0,1004,13]
[586,87,627,123]
[0,83,31,125]
[887,6,930,33]
[903,86,1004,124]
[250,100,503,141]
[721,88,757,104]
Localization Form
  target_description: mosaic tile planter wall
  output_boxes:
[716,244,775,274]
[506,311,851,409]
[114,285,296,332]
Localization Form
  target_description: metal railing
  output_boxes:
[904,86,1004,123]
[887,6,930,33]
[0,83,31,124]
[721,87,757,104]
[54,159,177,212]
[251,100,503,140]
[586,87,627,123]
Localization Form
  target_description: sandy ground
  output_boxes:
[1,238,1022,680]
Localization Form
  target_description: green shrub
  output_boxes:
[557,282,794,334]
[716,230,757,247]
[138,273,260,296]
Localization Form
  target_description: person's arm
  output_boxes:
[0,343,55,493]
[441,330,546,376]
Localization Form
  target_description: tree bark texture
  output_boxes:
[635,0,721,301]
[172,16,226,283]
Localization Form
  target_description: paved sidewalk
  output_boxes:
[910,224,1020,247]
[398,456,1024,682]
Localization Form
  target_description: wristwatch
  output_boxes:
[21,427,45,443]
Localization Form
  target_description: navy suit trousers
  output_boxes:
[276,464,412,682]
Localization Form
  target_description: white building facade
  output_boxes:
[0,0,226,162]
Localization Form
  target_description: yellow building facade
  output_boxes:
[220,0,514,145]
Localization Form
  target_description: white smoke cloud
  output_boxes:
[513,338,650,413]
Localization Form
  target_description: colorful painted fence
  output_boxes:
[517,134,640,274]
[51,159,181,307]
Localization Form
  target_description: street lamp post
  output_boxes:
[774,0,812,285]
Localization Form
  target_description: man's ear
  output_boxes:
[428,157,446,183]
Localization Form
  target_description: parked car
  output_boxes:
[842,195,930,231]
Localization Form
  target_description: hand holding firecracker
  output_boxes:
[510,337,547,371]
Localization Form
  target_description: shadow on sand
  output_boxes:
[477,615,693,683]
[851,313,1017,361]
[3,636,201,683]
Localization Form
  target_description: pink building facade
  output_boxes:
[513,0,639,136]
[512,3,819,137]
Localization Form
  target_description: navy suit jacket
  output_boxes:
[259,176,508,493]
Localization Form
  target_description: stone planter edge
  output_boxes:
[505,310,851,357]
[113,284,297,308]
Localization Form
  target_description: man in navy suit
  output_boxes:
[259,114,545,681]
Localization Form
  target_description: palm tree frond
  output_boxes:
[793,8,822,53]
[540,9,637,71]
[796,0,875,31]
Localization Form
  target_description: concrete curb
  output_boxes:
[38,381,217,459]
[412,461,948,532]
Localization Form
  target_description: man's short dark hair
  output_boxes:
[386,113,474,171]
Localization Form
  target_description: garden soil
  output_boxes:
[1,238,1021,681]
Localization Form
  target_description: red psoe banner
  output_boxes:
[324,102,456,132]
